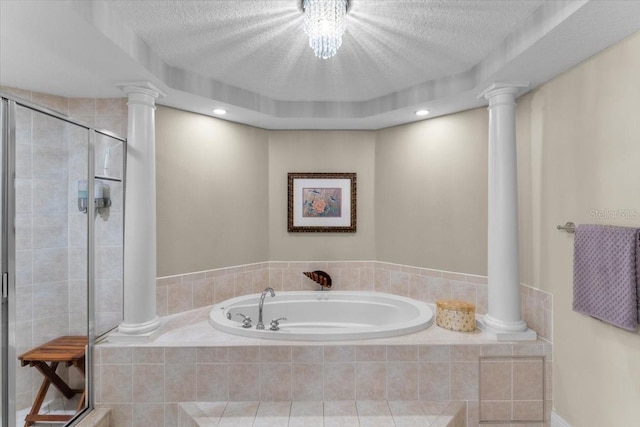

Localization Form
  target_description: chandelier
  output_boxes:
[302,0,349,59]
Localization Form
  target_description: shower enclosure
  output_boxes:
[1,92,125,427]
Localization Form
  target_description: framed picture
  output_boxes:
[288,172,357,232]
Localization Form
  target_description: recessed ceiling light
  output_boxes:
[213,108,227,115]
[415,109,429,116]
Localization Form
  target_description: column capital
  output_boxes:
[478,82,529,101]
[116,81,167,99]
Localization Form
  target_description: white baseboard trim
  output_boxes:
[551,411,572,427]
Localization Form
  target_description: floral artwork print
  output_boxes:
[302,187,342,217]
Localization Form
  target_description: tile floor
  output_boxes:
[178,400,465,427]
[15,395,81,427]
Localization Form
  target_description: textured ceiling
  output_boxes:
[107,0,544,102]
[1,1,639,129]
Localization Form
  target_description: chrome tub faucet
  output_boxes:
[256,287,275,330]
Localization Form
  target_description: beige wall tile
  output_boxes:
[291,363,323,401]
[196,364,228,401]
[228,363,259,401]
[386,362,419,400]
[260,363,291,401]
[450,361,478,400]
[419,362,450,401]
[100,365,132,403]
[323,363,355,400]
[165,364,196,402]
[355,362,386,400]
[133,364,164,402]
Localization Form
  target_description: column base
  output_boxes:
[108,316,163,343]
[477,315,538,341]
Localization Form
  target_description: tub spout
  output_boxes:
[257,287,275,330]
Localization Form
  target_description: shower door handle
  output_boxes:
[1,272,7,300]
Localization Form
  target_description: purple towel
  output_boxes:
[573,224,640,331]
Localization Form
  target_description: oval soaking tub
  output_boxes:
[209,291,434,341]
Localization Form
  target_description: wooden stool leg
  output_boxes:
[24,361,58,427]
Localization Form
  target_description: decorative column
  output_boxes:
[478,82,536,341]
[112,82,165,340]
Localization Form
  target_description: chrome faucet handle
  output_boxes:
[235,313,252,328]
[270,317,287,331]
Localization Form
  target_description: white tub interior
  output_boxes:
[209,291,434,341]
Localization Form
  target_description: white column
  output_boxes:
[113,82,165,340]
[477,82,536,341]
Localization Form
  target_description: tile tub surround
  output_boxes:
[94,307,552,427]
[157,261,553,342]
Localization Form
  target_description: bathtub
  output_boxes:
[209,291,434,341]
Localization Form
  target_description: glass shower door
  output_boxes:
[12,101,90,426]
[1,96,10,427]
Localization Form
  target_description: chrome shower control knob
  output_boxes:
[236,313,252,328]
[270,317,287,331]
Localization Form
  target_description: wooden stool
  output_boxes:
[18,336,87,427]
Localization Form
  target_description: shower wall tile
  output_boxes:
[15,143,32,178]
[32,214,68,248]
[96,213,123,247]
[96,278,122,312]
[68,98,97,119]
[68,213,87,248]
[32,314,68,345]
[1,85,32,100]
[15,179,32,214]
[31,92,68,115]
[15,286,33,323]
[33,144,68,180]
[15,214,32,250]
[95,246,123,281]
[32,247,68,283]
[33,179,67,213]
[15,249,33,287]
[69,279,88,312]
[69,247,88,280]
[32,281,68,319]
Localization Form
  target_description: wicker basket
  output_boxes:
[435,300,476,332]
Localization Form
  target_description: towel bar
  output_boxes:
[556,222,576,234]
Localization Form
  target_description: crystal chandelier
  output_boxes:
[302,0,349,59]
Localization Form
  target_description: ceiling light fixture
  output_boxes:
[213,108,227,115]
[302,0,349,59]
[415,109,430,116]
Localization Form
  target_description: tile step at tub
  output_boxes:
[178,400,466,427]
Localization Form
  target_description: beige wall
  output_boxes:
[268,130,376,261]
[375,109,489,275]
[156,106,269,276]
[516,32,640,426]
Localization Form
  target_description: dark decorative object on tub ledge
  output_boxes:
[303,270,332,289]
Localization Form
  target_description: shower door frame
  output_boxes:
[0,92,126,427]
